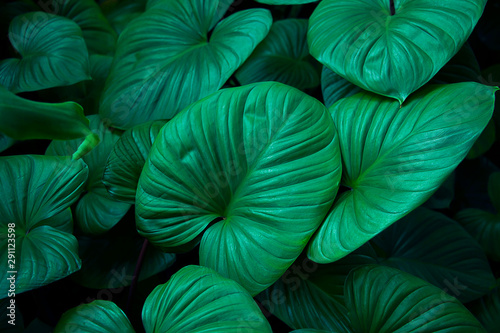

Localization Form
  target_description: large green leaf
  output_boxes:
[372,207,495,302]
[46,115,131,234]
[56,266,272,332]
[235,19,320,90]
[143,265,272,332]
[103,120,167,204]
[0,12,90,93]
[469,284,500,333]
[55,300,135,333]
[308,0,487,102]
[137,82,341,295]
[100,0,272,129]
[37,0,117,55]
[321,66,363,109]
[308,82,497,263]
[456,172,500,261]
[0,155,87,297]
[346,265,485,332]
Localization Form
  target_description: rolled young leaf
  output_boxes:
[100,0,272,129]
[308,82,497,263]
[0,155,88,297]
[236,19,321,91]
[137,82,342,295]
[0,12,90,93]
[308,0,488,103]
[103,120,167,203]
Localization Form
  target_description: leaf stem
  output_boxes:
[390,0,396,15]
[126,238,149,314]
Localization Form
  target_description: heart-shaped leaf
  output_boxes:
[137,82,341,295]
[308,0,488,102]
[100,0,272,129]
[37,0,117,55]
[456,172,500,261]
[321,66,362,109]
[308,82,497,263]
[346,265,485,332]
[0,155,87,297]
[103,120,167,204]
[55,266,272,333]
[235,19,321,90]
[372,207,495,302]
[46,115,131,234]
[0,12,90,93]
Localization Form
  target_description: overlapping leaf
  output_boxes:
[0,155,87,297]
[100,0,272,129]
[236,19,320,90]
[101,0,147,34]
[103,120,167,203]
[0,12,90,93]
[47,115,131,234]
[308,82,497,263]
[137,82,341,295]
[321,67,362,108]
[308,0,488,102]
[469,284,500,333]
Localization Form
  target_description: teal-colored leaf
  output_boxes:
[321,66,363,109]
[0,12,90,93]
[100,0,272,129]
[372,207,495,302]
[469,284,500,333]
[103,120,167,204]
[72,218,175,289]
[235,19,320,90]
[101,0,147,34]
[456,172,500,261]
[423,172,455,209]
[137,82,341,295]
[54,300,135,333]
[346,265,485,332]
[37,0,117,55]
[46,115,131,234]
[0,155,87,297]
[308,82,497,263]
[308,0,488,102]
[142,265,272,333]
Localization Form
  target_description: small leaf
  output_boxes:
[321,66,362,108]
[0,155,87,297]
[103,120,167,203]
[54,300,135,333]
[308,82,497,263]
[308,0,488,102]
[142,265,272,332]
[0,12,90,93]
[100,0,272,128]
[236,19,321,90]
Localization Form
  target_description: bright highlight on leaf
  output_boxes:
[137,82,342,295]
[308,0,488,102]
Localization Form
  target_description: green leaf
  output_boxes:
[254,0,318,4]
[0,86,92,143]
[72,218,175,289]
[142,265,272,332]
[0,132,15,153]
[308,82,497,263]
[432,44,481,85]
[103,120,167,204]
[137,82,341,295]
[308,0,488,102]
[54,300,135,333]
[46,115,131,234]
[0,155,87,297]
[321,66,363,109]
[0,12,90,93]
[235,19,320,90]
[37,0,117,55]
[100,0,272,129]
[469,285,500,333]
[372,207,495,302]
[346,265,485,332]
[101,0,147,34]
